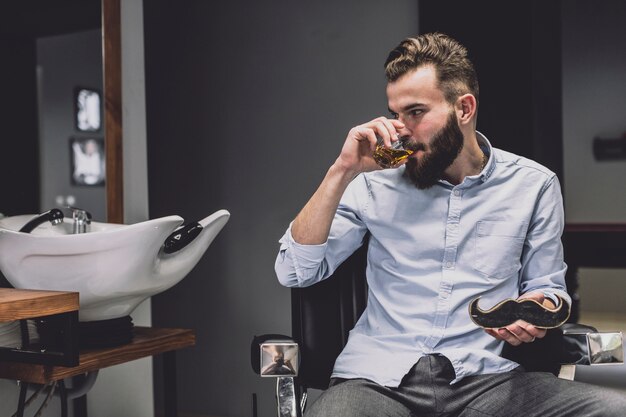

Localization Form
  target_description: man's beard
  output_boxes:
[403,111,464,189]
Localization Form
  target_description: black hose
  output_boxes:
[33,382,57,417]
[14,382,28,417]
[59,380,68,417]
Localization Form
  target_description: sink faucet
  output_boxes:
[69,207,92,234]
[18,209,64,233]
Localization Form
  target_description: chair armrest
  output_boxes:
[501,322,623,375]
[251,334,300,377]
[560,324,623,366]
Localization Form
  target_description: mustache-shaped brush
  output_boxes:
[469,296,570,329]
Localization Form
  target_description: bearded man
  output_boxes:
[274,32,626,416]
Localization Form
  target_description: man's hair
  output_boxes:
[384,33,479,105]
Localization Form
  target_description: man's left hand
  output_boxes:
[484,291,553,346]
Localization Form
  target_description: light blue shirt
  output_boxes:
[275,132,570,386]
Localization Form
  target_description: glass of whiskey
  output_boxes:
[372,136,413,168]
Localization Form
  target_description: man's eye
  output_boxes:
[410,109,423,116]
[390,113,399,119]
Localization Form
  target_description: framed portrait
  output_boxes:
[70,137,105,186]
[74,87,102,132]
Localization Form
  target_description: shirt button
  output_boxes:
[445,261,453,268]
[453,190,461,196]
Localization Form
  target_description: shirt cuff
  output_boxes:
[542,291,561,307]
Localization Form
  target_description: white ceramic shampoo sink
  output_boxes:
[0,210,230,321]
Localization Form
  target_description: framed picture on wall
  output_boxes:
[74,87,102,132]
[70,137,105,186]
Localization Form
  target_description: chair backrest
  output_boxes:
[289,240,569,390]
[290,243,368,390]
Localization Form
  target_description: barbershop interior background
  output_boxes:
[0,0,625,416]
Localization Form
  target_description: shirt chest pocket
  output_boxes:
[473,220,527,280]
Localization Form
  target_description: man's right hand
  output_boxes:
[291,117,404,245]
[335,117,406,176]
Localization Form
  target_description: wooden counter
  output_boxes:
[0,288,78,322]
[0,289,196,416]
[0,288,79,367]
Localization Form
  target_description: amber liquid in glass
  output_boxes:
[373,145,414,168]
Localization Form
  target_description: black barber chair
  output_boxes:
[252,244,624,417]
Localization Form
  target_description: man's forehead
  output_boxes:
[386,66,445,109]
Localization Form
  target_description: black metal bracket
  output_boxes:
[0,310,79,367]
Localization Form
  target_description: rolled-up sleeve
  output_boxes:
[519,175,571,306]
[275,224,329,287]
[275,174,370,288]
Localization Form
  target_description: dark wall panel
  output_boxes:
[419,0,563,180]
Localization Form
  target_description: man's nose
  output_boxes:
[396,121,413,138]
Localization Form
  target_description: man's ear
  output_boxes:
[456,94,477,125]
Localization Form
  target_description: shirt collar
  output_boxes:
[434,131,495,188]
[475,131,495,182]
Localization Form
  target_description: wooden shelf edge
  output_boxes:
[565,223,626,233]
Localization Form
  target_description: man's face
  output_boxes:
[403,110,464,189]
[386,65,465,189]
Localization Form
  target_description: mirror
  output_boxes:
[0,0,122,224]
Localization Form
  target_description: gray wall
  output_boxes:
[562,1,626,316]
[562,0,626,223]
[37,29,106,221]
[144,2,419,416]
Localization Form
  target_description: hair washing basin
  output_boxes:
[0,209,230,322]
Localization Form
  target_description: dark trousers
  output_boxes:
[305,355,626,417]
